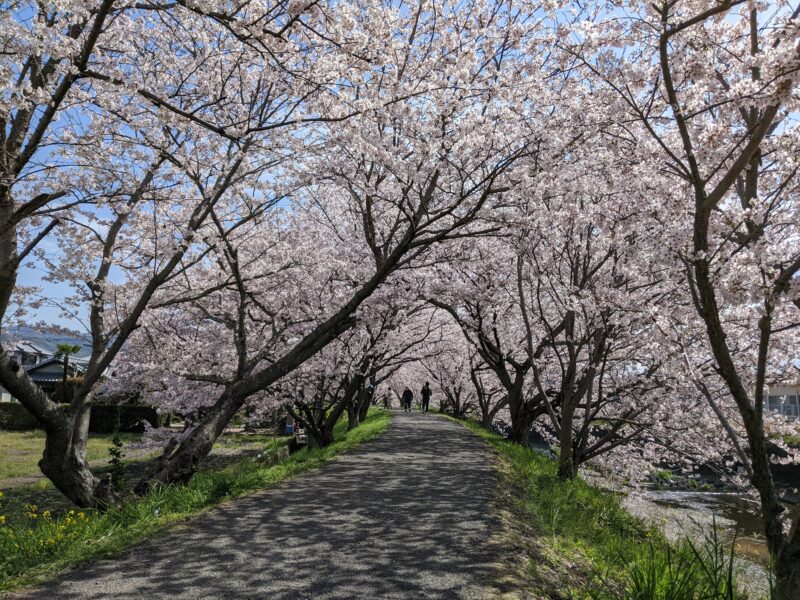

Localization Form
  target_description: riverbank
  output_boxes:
[455,417,752,599]
[621,491,770,599]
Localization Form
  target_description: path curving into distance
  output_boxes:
[16,412,499,599]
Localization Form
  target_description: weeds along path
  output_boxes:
[16,412,498,600]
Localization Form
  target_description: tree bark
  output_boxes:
[508,385,533,445]
[39,413,117,508]
[346,401,358,431]
[357,387,372,423]
[556,400,577,480]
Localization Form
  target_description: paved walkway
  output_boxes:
[18,412,498,599]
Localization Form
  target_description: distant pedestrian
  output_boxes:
[402,387,413,413]
[421,382,432,412]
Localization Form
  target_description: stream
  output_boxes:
[645,489,764,539]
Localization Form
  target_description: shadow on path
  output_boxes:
[16,412,498,599]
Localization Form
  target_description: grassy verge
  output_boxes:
[0,408,391,593]
[453,417,746,599]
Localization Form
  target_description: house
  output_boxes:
[7,340,49,368]
[766,383,800,420]
[25,356,88,398]
[0,327,91,403]
[0,355,88,403]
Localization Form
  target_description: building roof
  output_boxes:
[26,356,88,374]
[1,326,92,360]
[9,340,50,355]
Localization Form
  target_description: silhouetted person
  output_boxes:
[421,382,431,412]
[402,387,413,413]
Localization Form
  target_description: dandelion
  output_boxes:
[0,515,6,525]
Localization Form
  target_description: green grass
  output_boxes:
[453,417,746,599]
[213,432,287,449]
[781,434,800,449]
[652,469,674,482]
[0,431,142,480]
[0,429,289,483]
[0,408,391,592]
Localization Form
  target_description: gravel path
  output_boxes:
[16,412,498,599]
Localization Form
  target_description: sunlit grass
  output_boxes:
[0,431,142,480]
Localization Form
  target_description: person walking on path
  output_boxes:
[402,387,414,413]
[421,382,432,412]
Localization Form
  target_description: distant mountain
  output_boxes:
[1,325,92,359]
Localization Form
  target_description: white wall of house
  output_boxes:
[766,384,800,419]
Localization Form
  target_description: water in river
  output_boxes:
[645,489,764,538]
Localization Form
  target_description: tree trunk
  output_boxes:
[557,401,577,480]
[357,387,372,423]
[346,401,358,431]
[39,416,116,508]
[316,420,336,447]
[507,375,533,445]
[138,390,243,492]
[0,349,117,508]
[61,355,69,402]
[481,409,493,429]
[508,390,533,445]
[0,189,19,320]
[509,412,532,445]
[140,216,436,490]
[691,249,798,598]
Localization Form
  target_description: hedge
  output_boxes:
[0,403,167,433]
[88,404,168,433]
[0,403,39,430]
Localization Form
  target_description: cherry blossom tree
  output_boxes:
[562,0,800,593]
[0,0,349,507]
[126,0,546,489]
[429,239,548,444]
